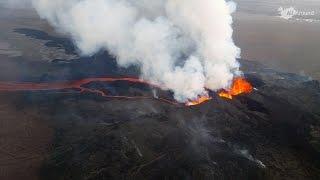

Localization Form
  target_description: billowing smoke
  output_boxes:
[31,0,240,102]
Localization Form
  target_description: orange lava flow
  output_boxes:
[185,95,212,106]
[0,77,178,105]
[0,76,253,106]
[0,77,153,91]
[218,77,253,99]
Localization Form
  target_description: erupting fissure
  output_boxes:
[218,77,253,99]
[0,77,253,106]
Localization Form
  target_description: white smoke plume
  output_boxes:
[31,0,240,102]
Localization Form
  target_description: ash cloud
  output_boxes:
[31,0,240,102]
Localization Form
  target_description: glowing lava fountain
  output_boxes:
[218,77,253,99]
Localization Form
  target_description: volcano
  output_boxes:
[0,24,319,179]
[1,56,320,179]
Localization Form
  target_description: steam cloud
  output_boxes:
[31,0,241,102]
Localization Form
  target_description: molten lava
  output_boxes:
[186,95,212,106]
[0,76,253,106]
[218,77,253,99]
[0,77,178,105]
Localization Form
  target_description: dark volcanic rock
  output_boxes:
[2,59,320,180]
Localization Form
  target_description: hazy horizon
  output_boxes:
[233,0,320,79]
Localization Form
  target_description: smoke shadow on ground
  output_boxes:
[2,28,141,82]
[14,28,77,55]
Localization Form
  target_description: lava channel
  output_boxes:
[0,76,253,106]
[0,77,179,105]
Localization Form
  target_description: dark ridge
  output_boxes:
[244,74,265,88]
[303,80,320,90]
[238,96,269,114]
